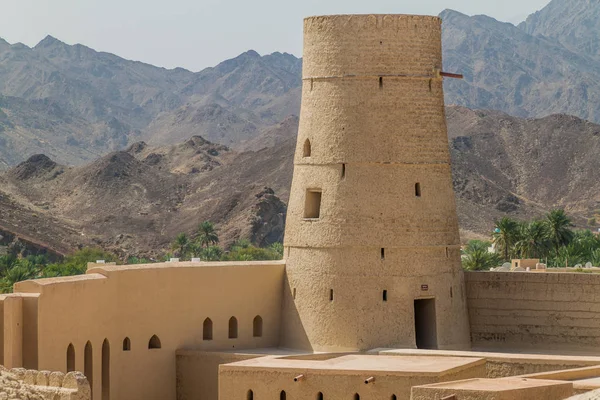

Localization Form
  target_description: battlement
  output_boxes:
[0,366,90,400]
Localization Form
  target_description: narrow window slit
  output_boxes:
[383,290,388,302]
[415,183,421,197]
[379,77,383,89]
[341,163,346,179]
[329,289,334,302]
[293,288,297,299]
[381,248,385,260]
[450,287,453,298]
[303,139,311,157]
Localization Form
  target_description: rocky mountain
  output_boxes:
[4,0,600,255]
[441,5,600,123]
[2,0,600,169]
[447,106,600,237]
[519,0,600,60]
[2,107,600,257]
[0,135,293,258]
[0,38,300,168]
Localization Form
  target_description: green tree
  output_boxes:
[197,221,219,248]
[462,240,500,271]
[171,233,192,259]
[0,261,39,293]
[545,209,574,256]
[591,248,600,267]
[42,248,115,278]
[268,242,284,259]
[492,217,519,261]
[515,220,551,259]
[200,246,223,261]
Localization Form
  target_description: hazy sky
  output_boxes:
[1,0,551,71]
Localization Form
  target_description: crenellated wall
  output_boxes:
[0,366,90,400]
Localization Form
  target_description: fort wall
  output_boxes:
[466,272,600,351]
[4,261,285,400]
[176,350,265,400]
[218,354,486,400]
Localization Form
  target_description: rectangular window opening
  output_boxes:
[381,248,385,260]
[383,290,388,302]
[341,164,346,179]
[379,76,383,89]
[293,288,297,299]
[415,183,422,197]
[329,289,334,302]
[304,190,322,219]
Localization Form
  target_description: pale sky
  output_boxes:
[0,0,551,72]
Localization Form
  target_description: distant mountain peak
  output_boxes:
[0,38,9,51]
[439,9,469,19]
[35,35,66,49]
[243,49,261,58]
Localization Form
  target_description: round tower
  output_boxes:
[281,14,471,352]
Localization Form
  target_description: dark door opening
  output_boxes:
[414,298,437,349]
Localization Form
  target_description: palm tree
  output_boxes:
[515,220,551,259]
[171,233,191,258]
[200,246,223,261]
[1,262,39,293]
[492,217,519,261]
[197,221,219,248]
[462,240,500,271]
[545,209,574,256]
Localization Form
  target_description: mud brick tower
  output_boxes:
[281,14,471,352]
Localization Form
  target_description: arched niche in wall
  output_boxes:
[148,335,162,349]
[253,316,263,338]
[229,317,238,339]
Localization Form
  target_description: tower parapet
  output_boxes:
[281,14,471,352]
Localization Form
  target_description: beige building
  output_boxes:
[4,12,600,400]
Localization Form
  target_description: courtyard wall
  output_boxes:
[466,271,600,351]
[1,260,285,400]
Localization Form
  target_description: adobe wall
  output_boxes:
[466,272,600,351]
[175,350,264,400]
[0,293,40,369]
[6,260,285,400]
[282,14,470,352]
[218,355,486,400]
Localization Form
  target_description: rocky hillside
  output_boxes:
[0,134,293,258]
[2,107,600,256]
[447,106,600,237]
[0,38,300,167]
[519,0,600,60]
[441,3,600,123]
[3,0,600,169]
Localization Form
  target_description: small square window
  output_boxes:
[304,190,322,219]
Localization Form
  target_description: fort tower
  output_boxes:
[281,14,471,352]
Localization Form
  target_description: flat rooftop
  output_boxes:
[422,378,571,391]
[225,354,485,376]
